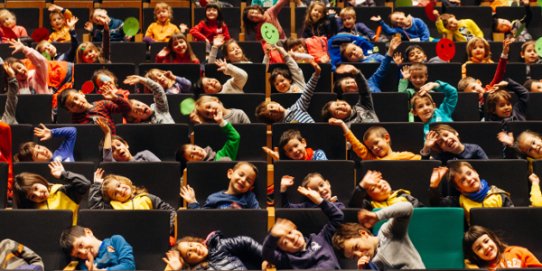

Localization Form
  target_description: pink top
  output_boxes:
[18,46,50,94]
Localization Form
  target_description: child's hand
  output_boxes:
[419,82,439,96]
[430,166,448,189]
[489,80,508,93]
[212,108,224,124]
[335,64,358,75]
[2,63,15,78]
[529,173,540,185]
[298,186,323,204]
[8,39,26,55]
[359,170,382,189]
[213,35,225,48]
[84,250,96,271]
[165,70,176,80]
[357,209,378,228]
[309,60,321,75]
[189,110,203,124]
[157,47,170,58]
[400,65,410,79]
[96,117,111,135]
[163,250,183,271]
[328,118,348,132]
[370,15,382,22]
[94,168,104,184]
[424,130,440,150]
[84,21,94,32]
[432,9,440,17]
[388,36,401,56]
[502,37,515,56]
[34,123,52,141]
[262,146,279,161]
[48,4,63,12]
[67,16,79,31]
[319,54,330,64]
[101,83,118,100]
[179,23,188,34]
[280,175,294,192]
[270,218,296,238]
[123,75,145,86]
[215,59,228,73]
[393,51,403,65]
[264,44,274,56]
[49,161,65,179]
[497,131,514,147]
[180,185,197,204]
[357,255,371,269]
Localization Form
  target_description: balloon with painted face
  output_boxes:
[535,37,542,58]
[436,38,455,61]
[260,22,279,45]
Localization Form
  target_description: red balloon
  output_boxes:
[81,81,95,94]
[436,38,455,62]
[425,1,437,22]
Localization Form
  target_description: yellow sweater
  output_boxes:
[144,20,181,42]
[436,18,483,42]
[37,184,79,224]
[345,130,421,160]
[48,9,73,42]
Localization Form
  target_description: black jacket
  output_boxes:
[200,231,263,270]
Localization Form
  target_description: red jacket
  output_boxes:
[189,20,231,42]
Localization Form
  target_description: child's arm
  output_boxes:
[62,17,80,63]
[428,166,459,206]
[217,59,248,92]
[434,11,450,36]
[465,19,484,39]
[279,175,297,208]
[208,35,225,64]
[349,170,380,209]
[371,15,398,36]
[298,186,344,241]
[101,86,131,115]
[88,168,110,209]
[49,161,91,204]
[0,64,18,124]
[279,46,306,88]
[214,110,241,161]
[8,39,50,94]
[415,19,431,42]
[398,66,415,97]
[290,60,320,112]
[507,78,529,118]
[219,235,263,263]
[262,219,294,268]
[180,185,201,209]
[0,239,44,270]
[329,118,375,160]
[434,80,459,118]
[266,0,289,21]
[529,173,542,207]
[147,193,176,233]
[108,235,136,270]
[95,117,113,162]
[420,130,439,159]
[356,22,376,40]
[51,126,77,161]
[189,21,211,43]
[362,201,413,239]
[125,75,170,116]
[368,36,400,93]
[174,75,192,93]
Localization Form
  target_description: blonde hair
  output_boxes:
[0,9,16,24]
[101,174,147,202]
[154,2,173,21]
[194,95,225,122]
[339,7,356,19]
[90,8,108,22]
[304,1,326,26]
[75,42,105,64]
[466,37,491,62]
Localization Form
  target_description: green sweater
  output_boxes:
[215,121,241,161]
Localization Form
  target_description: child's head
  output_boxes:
[195,76,222,94]
[333,75,358,94]
[255,101,286,124]
[204,3,223,24]
[466,37,491,62]
[145,68,174,89]
[447,161,481,194]
[126,99,154,123]
[410,92,436,123]
[332,223,377,260]
[109,135,133,161]
[270,68,293,93]
[339,7,357,30]
[59,226,100,260]
[404,45,427,63]
[13,172,51,207]
[226,161,258,195]
[322,99,353,120]
[275,218,306,253]
[174,236,208,268]
[101,174,141,202]
[305,1,326,25]
[458,76,485,95]
[59,89,91,113]
[0,9,16,28]
[523,79,542,93]
[76,42,102,64]
[194,95,225,122]
[4,57,29,81]
[92,68,118,92]
[90,8,110,26]
[154,2,173,24]
[492,18,512,33]
[362,126,392,158]
[177,143,207,163]
[439,13,459,31]
[341,43,365,62]
[36,41,58,59]
[285,38,306,54]
[301,172,333,201]
[279,129,308,160]
[49,9,66,31]
[521,41,539,64]
[13,142,52,162]
[430,124,464,153]
[222,39,249,63]
[463,225,506,267]
[408,63,428,90]
[242,5,265,32]
[390,11,410,28]
[486,90,512,119]
[168,34,196,59]
[516,130,542,159]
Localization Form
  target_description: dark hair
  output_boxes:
[404,44,425,62]
[269,68,292,91]
[92,68,118,90]
[285,38,305,52]
[168,34,198,62]
[59,225,88,257]
[279,129,305,159]
[58,89,79,109]
[321,101,334,120]
[13,172,51,209]
[463,225,507,267]
[523,79,534,92]
[492,17,501,33]
[13,142,37,162]
[255,100,282,124]
[242,5,264,34]
[485,89,511,115]
[301,172,325,187]
[332,222,373,253]
[204,3,224,26]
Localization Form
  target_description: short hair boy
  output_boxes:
[338,7,376,41]
[332,202,424,269]
[59,225,135,270]
[88,8,126,42]
[523,79,542,93]
[421,123,487,164]
[409,80,458,135]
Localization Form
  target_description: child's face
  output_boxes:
[493,97,512,118]
[26,183,49,203]
[264,102,285,120]
[155,8,171,23]
[363,133,391,158]
[463,81,485,97]
[445,17,459,31]
[453,165,481,194]
[273,75,292,93]
[198,100,221,120]
[206,7,218,21]
[226,42,245,62]
[363,177,391,202]
[412,97,435,123]
[247,9,264,22]
[277,227,306,253]
[470,41,487,62]
[310,5,325,22]
[305,175,332,200]
[522,44,539,64]
[530,81,542,92]
[518,133,542,159]
[495,18,512,33]
[471,234,498,262]
[177,241,208,265]
[390,13,409,27]
[64,92,91,113]
[82,48,99,63]
[111,139,132,161]
[409,70,428,90]
[104,179,133,202]
[183,144,207,162]
[344,44,364,62]
[40,42,57,58]
[50,13,66,30]
[1,15,15,28]
[329,100,352,119]
[202,78,222,94]
[149,71,173,88]
[342,235,377,262]
[339,77,358,93]
[291,44,306,54]
[436,130,462,153]
[227,163,257,194]
[95,74,114,90]
[127,100,153,123]
[32,144,52,162]
[407,48,427,63]
[283,138,307,160]
[342,15,356,29]
[92,11,109,25]
[172,38,188,55]
[11,62,28,81]
[70,232,99,260]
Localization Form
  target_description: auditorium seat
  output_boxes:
[212,93,265,123]
[8,124,33,158]
[110,42,148,64]
[0,94,52,125]
[343,92,410,122]
[431,92,480,121]
[350,62,400,93]
[465,63,526,86]
[446,7,493,40]
[0,162,7,208]
[238,41,265,63]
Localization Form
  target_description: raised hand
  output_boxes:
[502,37,515,56]
[370,15,382,22]
[497,131,514,147]
[157,47,170,58]
[179,23,188,33]
[400,65,411,79]
[392,51,403,65]
[213,35,225,47]
[163,250,183,271]
[430,166,448,189]
[388,36,402,55]
[123,75,145,86]
[49,161,65,179]
[529,173,540,185]
[212,108,224,124]
[2,62,15,78]
[359,170,382,189]
[424,130,440,150]
[419,82,439,96]
[48,4,63,12]
[180,185,197,204]
[310,60,321,75]
[101,83,118,100]
[335,64,358,75]
[34,123,52,141]
[270,218,296,238]
[215,59,228,73]
[94,168,104,184]
[262,146,279,161]
[96,117,111,135]
[165,70,176,80]
[8,39,25,55]
[357,209,378,229]
[297,186,323,204]
[328,118,348,132]
[280,175,294,192]
[67,16,79,31]
[84,21,94,32]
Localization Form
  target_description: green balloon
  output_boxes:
[123,17,140,37]
[180,98,196,115]
[260,22,279,45]
[536,37,542,58]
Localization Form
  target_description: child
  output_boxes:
[58,87,131,134]
[263,186,344,269]
[462,37,493,78]
[263,129,328,161]
[189,3,230,44]
[521,41,542,80]
[14,124,77,162]
[37,16,79,62]
[410,80,458,135]
[180,161,260,209]
[484,78,528,122]
[429,163,513,219]
[497,129,542,160]
[338,7,376,41]
[190,95,251,124]
[155,34,200,64]
[0,9,28,41]
[123,75,175,124]
[404,44,446,64]
[144,2,184,43]
[371,12,430,42]
[209,37,252,64]
[340,39,385,64]
[89,169,176,233]
[47,4,74,43]
[328,33,376,70]
[59,225,135,270]
[75,41,109,64]
[193,59,248,94]
[5,39,50,94]
[434,10,483,42]
[163,231,262,270]
[329,118,421,160]
[0,122,13,203]
[1,63,18,124]
[0,238,44,270]
[91,69,129,96]
[464,225,542,269]
[145,68,192,94]
[399,63,429,99]
[492,0,532,42]
[332,202,425,269]
[349,170,423,210]
[280,173,345,208]
[85,8,126,42]
[255,60,321,124]
[421,124,487,164]
[14,161,91,224]
[523,79,542,93]
[285,37,321,64]
[98,118,161,162]
[269,46,306,93]
[243,0,288,41]
[302,1,338,38]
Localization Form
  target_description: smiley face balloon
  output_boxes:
[260,22,279,45]
[436,38,455,62]
[535,37,542,58]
